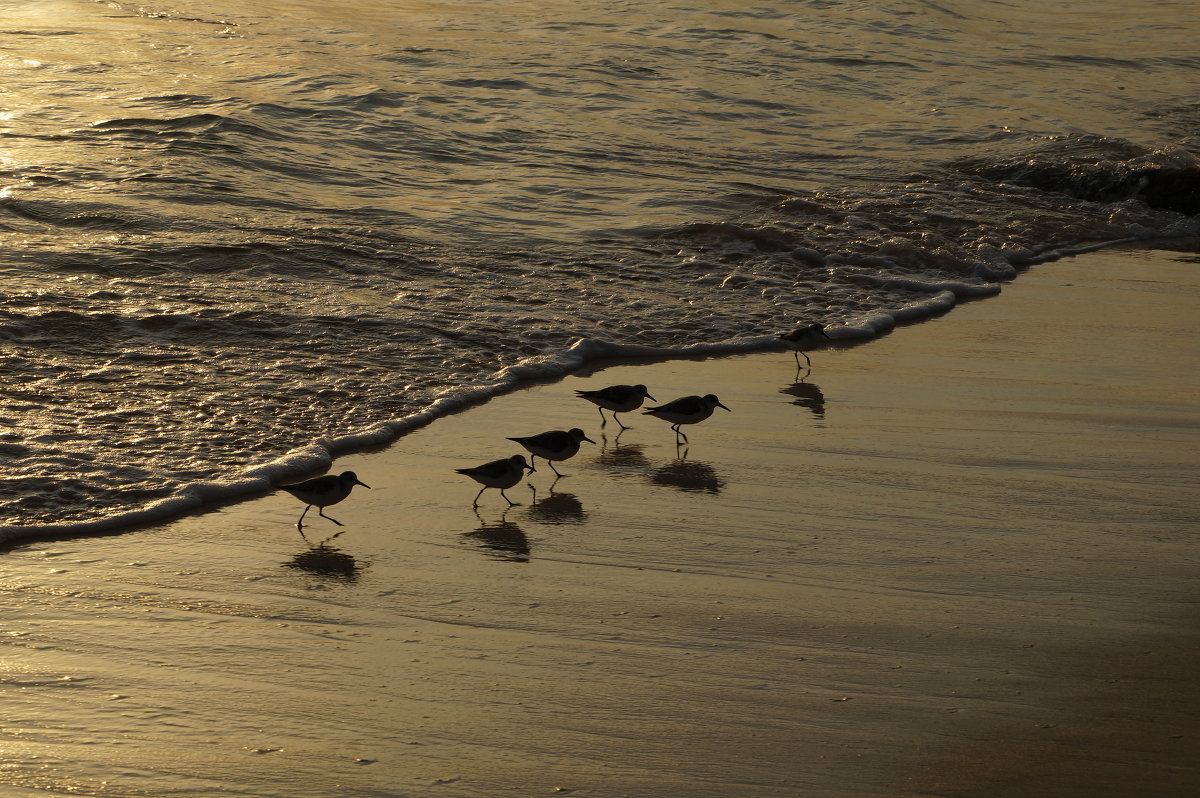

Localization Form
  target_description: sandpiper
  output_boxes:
[575,384,656,429]
[778,323,830,368]
[456,454,534,507]
[280,470,371,529]
[643,394,731,444]
[507,427,596,477]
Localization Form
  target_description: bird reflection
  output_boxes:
[283,533,365,582]
[462,512,531,562]
[781,379,825,418]
[595,439,650,470]
[650,457,725,494]
[527,482,587,524]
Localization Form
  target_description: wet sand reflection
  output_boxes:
[462,513,531,563]
[283,533,366,581]
[527,483,587,524]
[650,456,725,494]
[595,437,650,470]
[781,378,825,418]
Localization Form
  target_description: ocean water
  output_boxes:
[1,0,1197,539]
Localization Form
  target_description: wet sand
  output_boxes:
[2,246,1198,797]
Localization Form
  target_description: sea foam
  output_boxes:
[0,235,1129,545]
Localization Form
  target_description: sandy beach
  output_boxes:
[2,245,1198,797]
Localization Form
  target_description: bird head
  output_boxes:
[340,471,371,489]
[703,394,731,412]
[568,427,596,444]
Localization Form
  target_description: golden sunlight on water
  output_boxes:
[1,0,1199,789]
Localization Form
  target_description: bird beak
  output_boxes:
[582,435,596,444]
[645,393,657,401]
[717,402,731,412]
[356,479,372,489]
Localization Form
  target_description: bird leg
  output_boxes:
[318,530,346,546]
[672,424,689,444]
[499,488,518,506]
[318,508,345,526]
[615,413,630,431]
[472,487,487,507]
[296,504,312,529]
[548,461,563,478]
[597,407,608,427]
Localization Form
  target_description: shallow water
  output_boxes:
[1,0,1198,534]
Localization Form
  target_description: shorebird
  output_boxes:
[507,427,596,477]
[280,471,371,529]
[456,454,534,507]
[642,394,731,444]
[777,323,830,368]
[574,384,656,429]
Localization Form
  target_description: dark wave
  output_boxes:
[83,113,291,142]
[640,220,798,251]
[0,197,145,231]
[958,143,1200,216]
[0,29,82,37]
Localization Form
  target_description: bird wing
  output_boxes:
[459,458,511,478]
[283,474,338,493]
[650,396,701,414]
[517,430,569,449]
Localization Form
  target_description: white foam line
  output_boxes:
[0,235,1172,545]
[0,332,802,545]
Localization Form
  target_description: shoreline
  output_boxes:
[2,245,1198,796]
[4,236,1196,545]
